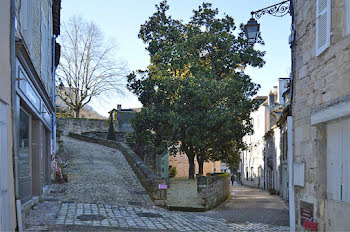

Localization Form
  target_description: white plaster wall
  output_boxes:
[241,103,267,188]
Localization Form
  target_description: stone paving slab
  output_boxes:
[56,202,289,231]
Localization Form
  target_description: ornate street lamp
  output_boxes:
[244,17,260,45]
[244,0,291,45]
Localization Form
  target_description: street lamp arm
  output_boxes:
[251,0,290,19]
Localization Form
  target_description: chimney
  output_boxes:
[117,104,121,111]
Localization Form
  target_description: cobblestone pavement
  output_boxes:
[25,137,289,231]
[58,137,154,206]
[198,182,290,227]
[55,202,234,231]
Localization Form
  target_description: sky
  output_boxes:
[61,0,291,117]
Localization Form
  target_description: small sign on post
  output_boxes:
[158,184,168,189]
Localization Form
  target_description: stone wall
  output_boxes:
[57,118,109,136]
[81,131,126,143]
[197,175,230,210]
[68,132,168,207]
[292,0,350,230]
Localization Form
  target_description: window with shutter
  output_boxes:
[21,0,33,50]
[41,8,49,90]
[346,0,350,35]
[316,0,331,56]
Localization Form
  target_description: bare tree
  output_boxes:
[56,16,126,118]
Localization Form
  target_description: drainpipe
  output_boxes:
[10,0,23,230]
[52,35,57,154]
[10,0,18,200]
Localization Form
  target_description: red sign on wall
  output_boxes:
[302,220,318,231]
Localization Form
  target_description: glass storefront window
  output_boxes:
[19,109,30,177]
[19,108,31,202]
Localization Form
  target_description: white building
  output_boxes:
[240,96,268,189]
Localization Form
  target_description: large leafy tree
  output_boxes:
[128,1,265,178]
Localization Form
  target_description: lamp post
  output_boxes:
[244,0,291,45]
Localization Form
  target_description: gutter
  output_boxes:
[10,0,18,201]
[10,0,23,231]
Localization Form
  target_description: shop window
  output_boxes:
[19,108,31,203]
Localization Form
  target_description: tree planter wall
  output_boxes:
[197,175,230,210]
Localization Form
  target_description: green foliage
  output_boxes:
[107,110,116,141]
[218,172,230,177]
[128,1,265,178]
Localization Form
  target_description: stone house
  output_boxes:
[0,0,61,230]
[116,104,141,133]
[291,0,350,230]
[168,152,221,178]
[240,96,268,189]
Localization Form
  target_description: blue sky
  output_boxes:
[61,0,291,117]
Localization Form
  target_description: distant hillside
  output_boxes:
[56,96,106,119]
[80,105,106,119]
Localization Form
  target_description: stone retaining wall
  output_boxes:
[57,118,110,135]
[68,132,168,207]
[81,131,126,142]
[197,175,230,210]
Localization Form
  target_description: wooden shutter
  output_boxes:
[342,118,350,202]
[346,0,350,35]
[316,0,331,56]
[41,8,48,88]
[327,120,342,201]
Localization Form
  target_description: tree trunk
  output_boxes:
[188,155,195,179]
[74,108,80,118]
[198,159,204,176]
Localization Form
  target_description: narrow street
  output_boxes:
[25,137,289,231]
[199,184,289,229]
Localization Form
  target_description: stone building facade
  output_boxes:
[0,0,61,230]
[291,0,350,230]
[169,152,220,178]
